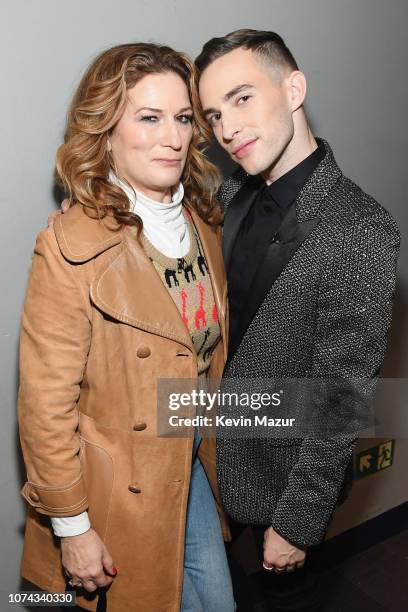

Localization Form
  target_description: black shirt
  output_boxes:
[228,141,326,349]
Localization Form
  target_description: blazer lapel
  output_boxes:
[222,174,263,270]
[228,206,320,359]
[90,229,194,351]
[225,139,343,361]
[257,204,320,288]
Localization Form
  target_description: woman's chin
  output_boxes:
[152,173,183,189]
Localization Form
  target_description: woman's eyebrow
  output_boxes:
[134,106,193,113]
[135,106,163,113]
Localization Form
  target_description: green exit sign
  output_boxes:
[355,440,395,479]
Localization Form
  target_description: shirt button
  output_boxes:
[128,484,141,494]
[137,346,151,358]
[133,422,147,431]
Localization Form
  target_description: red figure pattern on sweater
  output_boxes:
[195,282,207,330]
[180,288,188,327]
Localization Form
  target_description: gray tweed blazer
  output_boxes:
[216,139,400,548]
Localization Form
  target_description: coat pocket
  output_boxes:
[79,437,114,541]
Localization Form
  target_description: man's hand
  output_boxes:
[263,527,306,573]
[61,527,117,592]
[47,199,71,228]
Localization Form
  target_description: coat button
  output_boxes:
[128,484,141,494]
[133,422,147,431]
[29,490,40,502]
[137,346,151,358]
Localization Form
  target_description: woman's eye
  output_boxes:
[177,114,193,124]
[140,115,158,122]
[209,113,221,126]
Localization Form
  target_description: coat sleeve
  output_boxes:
[271,210,400,548]
[18,227,91,516]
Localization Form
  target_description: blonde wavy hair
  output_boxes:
[56,43,222,230]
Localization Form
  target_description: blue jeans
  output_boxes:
[180,433,235,612]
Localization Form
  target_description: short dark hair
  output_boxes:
[195,29,298,76]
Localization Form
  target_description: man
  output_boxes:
[195,29,400,611]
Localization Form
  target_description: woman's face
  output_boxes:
[109,71,193,203]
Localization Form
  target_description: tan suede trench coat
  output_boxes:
[18,203,230,612]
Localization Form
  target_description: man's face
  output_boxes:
[199,47,294,176]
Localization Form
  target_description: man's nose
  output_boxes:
[221,114,241,143]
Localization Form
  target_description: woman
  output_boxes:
[18,43,234,612]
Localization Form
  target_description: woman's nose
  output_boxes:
[162,121,183,150]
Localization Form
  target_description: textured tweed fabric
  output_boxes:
[216,139,400,547]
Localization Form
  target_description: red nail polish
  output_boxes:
[112,567,118,574]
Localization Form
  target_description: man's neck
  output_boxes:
[262,120,317,185]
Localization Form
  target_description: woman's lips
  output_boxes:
[233,139,257,159]
[154,159,181,166]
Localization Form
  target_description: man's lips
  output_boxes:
[232,138,258,158]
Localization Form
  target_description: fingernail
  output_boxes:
[112,567,118,574]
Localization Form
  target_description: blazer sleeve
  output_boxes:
[271,210,400,548]
[18,227,91,516]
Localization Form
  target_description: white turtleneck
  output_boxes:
[109,171,190,258]
[50,174,190,538]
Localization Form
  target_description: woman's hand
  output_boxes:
[61,527,117,592]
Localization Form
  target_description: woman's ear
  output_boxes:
[107,137,112,152]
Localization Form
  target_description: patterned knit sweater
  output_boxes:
[141,215,220,374]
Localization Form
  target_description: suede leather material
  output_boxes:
[18,204,229,612]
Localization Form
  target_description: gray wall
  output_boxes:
[1,0,407,606]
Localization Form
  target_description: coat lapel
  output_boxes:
[55,202,227,354]
[54,206,189,346]
[90,229,195,351]
[89,212,227,354]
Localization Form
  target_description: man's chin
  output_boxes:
[238,160,263,176]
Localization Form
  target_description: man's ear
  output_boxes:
[287,70,307,112]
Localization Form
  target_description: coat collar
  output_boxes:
[54,204,226,354]
[295,138,342,221]
[54,205,122,262]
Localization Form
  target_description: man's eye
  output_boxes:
[177,114,193,124]
[140,115,158,122]
[237,95,251,104]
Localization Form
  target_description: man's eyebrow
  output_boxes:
[225,83,254,101]
[203,84,255,117]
